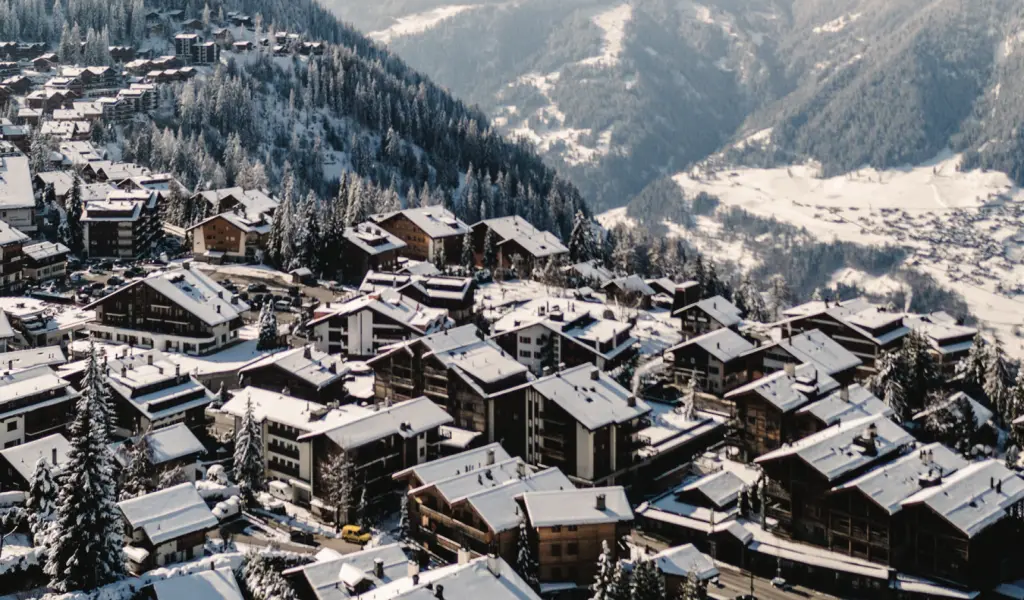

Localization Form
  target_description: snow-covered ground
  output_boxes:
[368,5,481,43]
[813,12,861,34]
[658,153,1024,356]
[596,206,636,230]
[579,4,633,67]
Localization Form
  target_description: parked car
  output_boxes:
[247,282,269,293]
[107,276,124,287]
[341,525,371,545]
[274,299,293,312]
[289,530,316,546]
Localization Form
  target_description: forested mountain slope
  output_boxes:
[327,0,1024,209]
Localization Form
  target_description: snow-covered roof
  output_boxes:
[603,274,657,296]
[372,206,470,239]
[649,544,718,581]
[466,467,572,533]
[186,211,271,234]
[566,260,615,285]
[756,415,914,482]
[394,443,512,486]
[150,568,243,600]
[675,296,743,327]
[33,171,75,197]
[285,543,411,600]
[105,350,215,420]
[901,459,1024,538]
[144,423,206,464]
[439,425,483,450]
[477,216,567,258]
[912,391,994,429]
[0,219,29,246]
[637,405,727,459]
[0,155,33,210]
[679,470,748,509]
[117,482,218,545]
[432,340,528,386]
[195,187,279,217]
[222,386,376,434]
[530,364,650,431]
[904,314,977,346]
[344,224,406,256]
[0,366,77,417]
[725,362,839,413]
[0,345,66,371]
[831,443,967,515]
[766,329,862,376]
[0,433,69,483]
[797,384,892,426]
[523,486,633,527]
[89,266,248,327]
[239,346,348,389]
[356,556,540,600]
[313,397,453,451]
[21,241,70,262]
[0,311,12,340]
[667,328,754,363]
[782,297,873,320]
[309,289,448,334]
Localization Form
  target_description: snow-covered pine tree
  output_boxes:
[397,493,410,543]
[45,348,124,592]
[433,240,448,272]
[357,485,369,528]
[257,303,279,350]
[461,232,475,273]
[27,457,57,548]
[680,378,697,421]
[1006,445,1021,470]
[483,227,498,271]
[957,337,988,393]
[568,210,596,264]
[678,570,703,600]
[119,433,153,501]
[591,540,617,600]
[63,176,83,255]
[766,274,793,321]
[870,350,910,422]
[239,550,299,600]
[233,394,265,500]
[515,520,540,591]
[610,559,631,600]
[317,449,353,530]
[629,558,666,600]
[901,331,942,414]
[985,340,1013,420]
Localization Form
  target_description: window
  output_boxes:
[550,526,561,533]
[567,525,578,532]
[419,447,425,457]
[550,544,562,557]
[567,542,578,555]
[6,421,16,432]
[519,350,531,358]
[3,440,19,448]
[519,336,532,344]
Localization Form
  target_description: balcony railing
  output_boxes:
[418,504,489,544]
[268,441,300,460]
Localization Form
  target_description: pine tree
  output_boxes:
[461,232,475,273]
[591,540,616,600]
[630,558,666,600]
[922,392,977,455]
[318,449,353,530]
[678,570,703,600]
[483,227,498,271]
[957,337,988,393]
[45,348,124,593]
[433,240,448,272]
[119,433,153,501]
[610,559,631,600]
[1006,445,1020,470]
[1008,369,1024,432]
[257,303,279,351]
[870,350,909,422]
[516,521,540,591]
[679,378,697,421]
[397,494,409,543]
[985,340,1013,420]
[63,177,84,256]
[27,457,57,548]
[233,394,265,500]
[766,274,793,321]
[568,210,596,264]
[240,550,299,600]
[357,485,369,528]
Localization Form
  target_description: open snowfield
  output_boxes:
[579,4,633,67]
[368,5,480,43]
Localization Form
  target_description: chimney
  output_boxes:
[998,480,1003,494]
[175,364,180,376]
[517,462,526,478]
[486,554,501,578]
[486,448,495,466]
[120,366,127,377]
[329,363,337,374]
[840,386,850,402]
[51,447,57,465]
[412,573,420,585]
[434,585,444,600]
[216,305,221,314]
[457,548,472,565]
[408,562,420,578]
[627,395,637,408]
[590,367,600,381]
[373,558,384,578]
[784,363,796,377]
[596,493,607,511]
[303,346,312,359]
[147,354,153,365]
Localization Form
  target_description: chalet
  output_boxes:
[120,173,187,199]
[522,487,633,587]
[112,423,207,483]
[631,400,729,492]
[674,295,743,338]
[602,275,657,308]
[284,544,413,599]
[125,58,154,75]
[566,260,615,286]
[1,75,30,95]
[212,27,235,47]
[368,325,530,443]
[309,289,450,358]
[394,444,571,560]
[0,433,69,491]
[108,46,136,63]
[232,41,254,52]
[665,328,754,395]
[187,211,272,264]
[81,190,161,259]
[300,396,452,519]
[237,345,352,403]
[86,265,249,355]
[780,298,909,375]
[360,271,477,323]
[755,415,914,547]
[471,216,568,271]
[1,122,30,149]
[793,383,892,438]
[20,241,69,283]
[145,568,243,600]
[0,220,27,293]
[193,187,279,217]
[903,313,978,379]
[648,544,719,593]
[104,349,217,436]
[339,224,406,281]
[0,62,17,78]
[44,75,84,98]
[0,345,67,372]
[0,298,93,348]
[0,155,36,234]
[522,364,651,486]
[0,366,79,449]
[117,483,219,574]
[491,297,638,375]
[371,206,471,263]
[744,329,862,387]
[645,277,679,307]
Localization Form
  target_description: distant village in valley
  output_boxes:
[1,4,1024,600]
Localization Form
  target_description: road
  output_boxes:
[711,564,837,600]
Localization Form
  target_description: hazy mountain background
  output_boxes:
[326,0,1024,211]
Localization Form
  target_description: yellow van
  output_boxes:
[341,525,372,545]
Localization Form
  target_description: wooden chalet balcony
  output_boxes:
[418,504,488,544]
[766,479,791,501]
